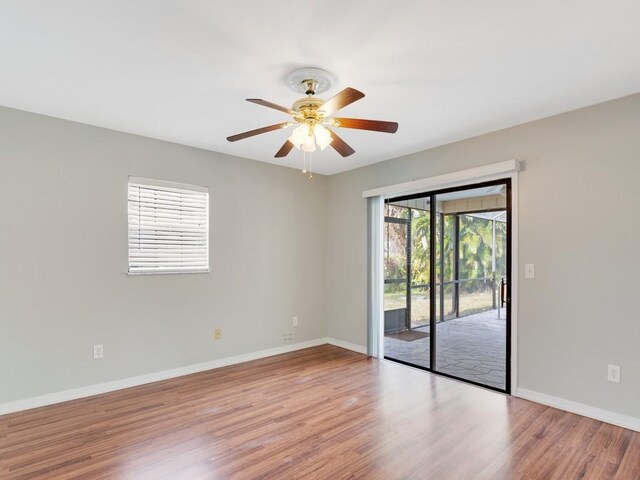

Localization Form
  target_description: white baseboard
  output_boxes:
[5,343,637,435]
[0,338,328,416]
[516,388,640,433]
[326,337,367,355]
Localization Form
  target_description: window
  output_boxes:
[128,177,209,274]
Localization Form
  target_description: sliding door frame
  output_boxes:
[384,178,512,393]
[366,159,520,393]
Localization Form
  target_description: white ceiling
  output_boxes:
[1,1,639,175]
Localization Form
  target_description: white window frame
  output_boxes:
[128,176,209,275]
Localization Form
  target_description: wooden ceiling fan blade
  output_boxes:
[274,140,294,158]
[332,118,398,133]
[246,99,294,115]
[226,122,289,142]
[328,129,355,157]
[320,88,365,116]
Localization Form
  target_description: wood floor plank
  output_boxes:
[0,345,639,479]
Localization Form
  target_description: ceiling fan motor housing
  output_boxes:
[291,96,326,124]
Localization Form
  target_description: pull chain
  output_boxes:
[300,150,313,179]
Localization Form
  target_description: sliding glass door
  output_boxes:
[383,180,511,393]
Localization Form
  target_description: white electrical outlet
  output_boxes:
[293,316,298,327]
[283,333,293,341]
[525,264,535,279]
[93,344,104,360]
[607,364,621,383]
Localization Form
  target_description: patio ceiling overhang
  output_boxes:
[466,211,507,223]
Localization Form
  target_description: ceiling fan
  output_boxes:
[226,68,398,158]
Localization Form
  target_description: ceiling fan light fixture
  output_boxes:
[288,124,309,149]
[314,124,333,150]
[301,132,317,152]
[289,123,332,152]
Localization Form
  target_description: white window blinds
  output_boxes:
[128,177,209,274]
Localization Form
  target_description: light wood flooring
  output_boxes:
[1,345,639,479]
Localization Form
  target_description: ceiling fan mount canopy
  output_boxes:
[286,67,335,95]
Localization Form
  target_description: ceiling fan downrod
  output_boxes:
[302,78,319,96]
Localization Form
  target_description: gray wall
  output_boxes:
[2,94,639,420]
[327,94,640,418]
[0,106,327,403]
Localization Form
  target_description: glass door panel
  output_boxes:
[434,187,508,391]
[383,201,430,369]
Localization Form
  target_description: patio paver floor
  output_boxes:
[384,308,507,390]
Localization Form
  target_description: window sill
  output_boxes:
[127,269,210,276]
